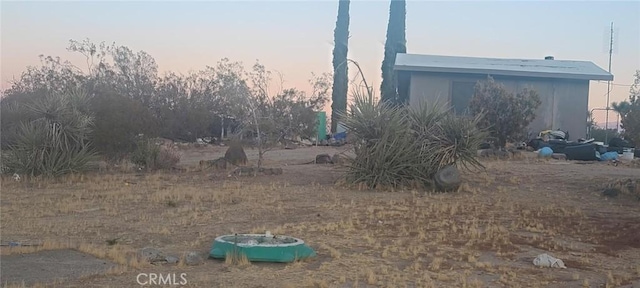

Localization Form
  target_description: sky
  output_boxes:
[1,0,639,126]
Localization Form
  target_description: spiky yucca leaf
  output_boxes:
[2,89,97,177]
[339,87,486,190]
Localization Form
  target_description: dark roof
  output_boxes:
[394,53,613,81]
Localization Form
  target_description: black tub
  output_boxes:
[564,143,598,161]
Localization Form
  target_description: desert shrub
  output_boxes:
[130,139,180,171]
[89,90,159,159]
[614,70,640,146]
[469,76,541,148]
[1,89,97,177]
[224,140,248,166]
[1,89,50,149]
[340,88,486,189]
[622,108,640,146]
[588,127,620,144]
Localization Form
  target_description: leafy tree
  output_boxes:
[89,88,159,159]
[589,128,619,143]
[612,70,640,145]
[469,76,542,148]
[331,0,350,133]
[380,0,407,104]
[241,62,330,168]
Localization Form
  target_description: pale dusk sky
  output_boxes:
[1,0,639,124]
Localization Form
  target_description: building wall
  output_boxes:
[407,71,590,139]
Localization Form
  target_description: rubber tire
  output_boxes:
[434,165,461,191]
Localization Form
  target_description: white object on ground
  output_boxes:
[265,231,273,238]
[533,253,567,268]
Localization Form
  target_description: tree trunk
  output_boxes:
[380,0,407,105]
[251,108,263,169]
[330,0,350,133]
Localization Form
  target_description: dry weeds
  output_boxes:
[1,147,639,287]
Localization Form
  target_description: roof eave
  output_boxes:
[394,65,614,81]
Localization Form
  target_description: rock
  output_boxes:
[165,255,179,264]
[331,153,348,165]
[603,188,620,198]
[551,153,567,160]
[184,251,204,266]
[140,247,164,262]
[224,141,248,166]
[315,154,332,164]
[533,253,566,269]
[434,165,461,191]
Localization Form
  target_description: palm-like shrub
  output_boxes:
[1,89,97,177]
[340,88,486,190]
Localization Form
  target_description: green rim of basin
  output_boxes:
[209,234,316,263]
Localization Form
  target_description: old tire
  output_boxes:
[434,165,461,191]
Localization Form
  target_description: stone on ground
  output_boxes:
[315,154,332,164]
[140,247,165,262]
[331,153,348,165]
[184,251,204,266]
[165,255,180,264]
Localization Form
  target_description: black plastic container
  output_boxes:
[564,143,598,161]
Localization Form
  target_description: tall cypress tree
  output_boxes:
[331,0,350,133]
[380,0,406,104]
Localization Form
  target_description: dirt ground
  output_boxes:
[1,145,639,288]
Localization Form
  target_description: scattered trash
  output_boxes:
[621,148,636,161]
[12,173,20,182]
[533,253,566,269]
[538,147,553,158]
[599,151,619,161]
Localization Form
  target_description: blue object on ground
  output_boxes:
[333,132,347,141]
[539,147,553,157]
[599,151,619,161]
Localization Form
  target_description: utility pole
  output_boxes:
[604,21,614,144]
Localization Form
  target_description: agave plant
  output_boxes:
[2,89,97,177]
[339,86,487,190]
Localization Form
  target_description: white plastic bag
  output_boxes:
[533,253,567,269]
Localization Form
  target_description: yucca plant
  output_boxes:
[1,89,97,177]
[339,81,487,190]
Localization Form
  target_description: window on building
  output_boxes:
[451,81,476,115]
